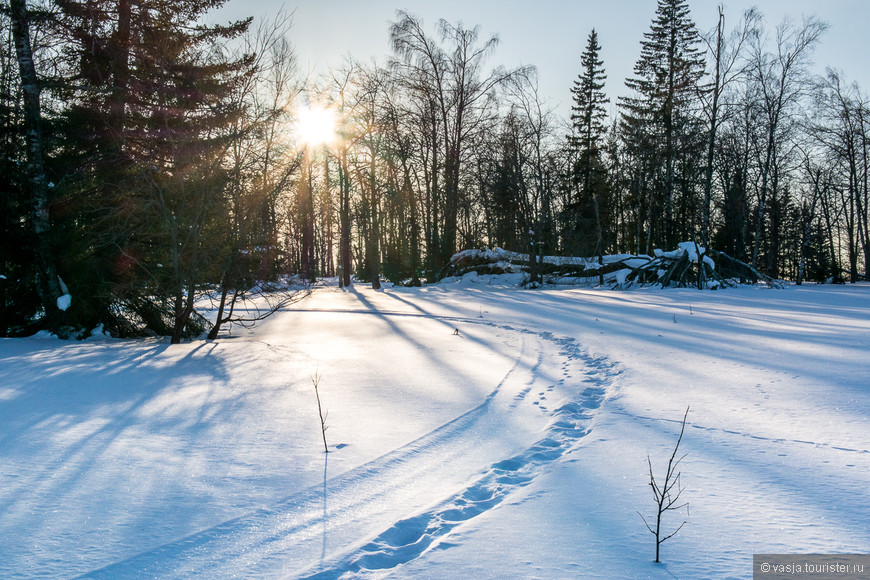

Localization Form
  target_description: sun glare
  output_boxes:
[296,105,337,146]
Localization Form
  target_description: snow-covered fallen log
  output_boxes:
[446,243,781,289]
[445,247,649,282]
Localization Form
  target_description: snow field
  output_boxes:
[1,278,868,578]
[395,278,870,578]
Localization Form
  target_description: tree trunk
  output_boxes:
[591,191,605,285]
[301,146,316,283]
[796,169,821,285]
[404,162,422,286]
[860,109,870,278]
[338,151,352,288]
[10,0,63,325]
[367,147,381,290]
[171,279,196,344]
[702,7,724,248]
[441,147,460,272]
[109,0,132,147]
[207,281,232,340]
[752,126,775,270]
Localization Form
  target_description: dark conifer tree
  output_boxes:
[567,29,609,262]
[54,0,254,340]
[620,0,706,250]
[569,29,608,168]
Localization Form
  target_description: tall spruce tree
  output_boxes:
[569,29,608,170]
[620,0,706,250]
[567,29,609,263]
[54,0,254,340]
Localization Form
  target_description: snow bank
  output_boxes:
[2,282,868,578]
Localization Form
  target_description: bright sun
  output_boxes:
[296,105,337,146]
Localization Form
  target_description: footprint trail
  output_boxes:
[302,330,621,579]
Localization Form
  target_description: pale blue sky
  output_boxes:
[216,1,869,120]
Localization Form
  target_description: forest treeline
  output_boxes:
[2,0,868,340]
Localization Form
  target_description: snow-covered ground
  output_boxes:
[1,276,868,579]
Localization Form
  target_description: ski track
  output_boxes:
[611,410,870,455]
[76,316,621,579]
[302,330,619,579]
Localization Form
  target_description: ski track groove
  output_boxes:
[613,410,870,455]
[300,327,621,579]
[75,316,621,580]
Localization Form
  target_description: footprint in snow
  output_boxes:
[302,332,619,580]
